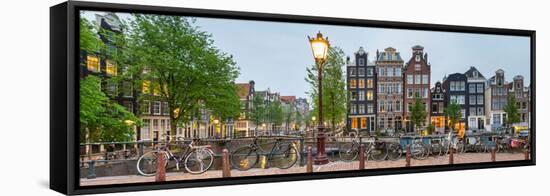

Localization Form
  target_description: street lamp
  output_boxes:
[308,31,330,165]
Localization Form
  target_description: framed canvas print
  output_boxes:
[50,1,536,195]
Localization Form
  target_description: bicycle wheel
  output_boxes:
[136,150,169,176]
[184,148,214,174]
[271,144,299,169]
[455,141,465,153]
[387,143,403,161]
[411,143,427,160]
[339,142,358,162]
[369,144,388,161]
[431,144,443,157]
[230,146,258,171]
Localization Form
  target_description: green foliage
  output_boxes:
[504,95,521,126]
[79,16,103,53]
[250,95,266,129]
[410,96,427,134]
[283,105,295,130]
[117,14,240,137]
[294,110,303,130]
[445,102,461,132]
[269,100,284,128]
[427,123,435,135]
[80,76,140,143]
[305,47,347,131]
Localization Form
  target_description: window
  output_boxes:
[396,83,401,94]
[106,60,117,76]
[380,67,386,76]
[470,95,476,105]
[388,53,393,60]
[106,81,117,96]
[350,104,357,114]
[86,55,100,72]
[415,74,421,84]
[493,114,501,125]
[407,75,413,84]
[432,103,438,113]
[415,64,421,71]
[153,101,161,115]
[415,55,421,62]
[142,101,150,114]
[379,117,385,129]
[367,68,374,76]
[358,68,365,76]
[461,109,466,118]
[473,71,479,78]
[122,82,133,97]
[349,68,356,76]
[351,91,357,101]
[379,101,385,112]
[379,83,385,94]
[163,102,169,115]
[387,101,393,112]
[469,84,476,93]
[367,79,373,88]
[351,118,358,129]
[458,82,465,91]
[477,95,484,105]
[367,104,373,113]
[407,88,413,98]
[458,95,465,105]
[358,58,365,66]
[366,90,373,100]
[359,79,365,88]
[477,83,484,93]
[395,68,401,76]
[122,101,133,113]
[407,103,412,112]
[395,100,401,112]
[358,91,365,101]
[350,79,357,88]
[361,117,367,129]
[422,75,429,84]
[477,107,484,115]
[387,68,394,76]
[450,81,456,91]
[470,107,477,116]
[359,104,365,114]
[142,80,150,94]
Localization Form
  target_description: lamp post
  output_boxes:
[308,31,330,165]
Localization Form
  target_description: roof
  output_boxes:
[376,47,403,61]
[280,96,296,104]
[464,66,486,79]
[236,83,251,99]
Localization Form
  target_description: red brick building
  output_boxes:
[403,45,431,133]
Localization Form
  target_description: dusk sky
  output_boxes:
[83,11,531,100]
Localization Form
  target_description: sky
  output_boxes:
[82,11,531,100]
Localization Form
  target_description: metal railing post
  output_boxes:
[299,137,305,167]
[87,160,96,179]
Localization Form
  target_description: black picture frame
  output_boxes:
[50,1,536,195]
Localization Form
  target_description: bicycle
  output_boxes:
[230,137,299,171]
[441,131,465,154]
[136,138,214,176]
[339,136,389,162]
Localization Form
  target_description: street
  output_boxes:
[81,152,527,186]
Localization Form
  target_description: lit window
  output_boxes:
[153,82,161,96]
[359,79,365,88]
[106,60,117,76]
[367,91,373,100]
[361,117,367,129]
[86,55,100,72]
[142,80,150,94]
[351,118,358,129]
[367,79,373,88]
[350,79,357,88]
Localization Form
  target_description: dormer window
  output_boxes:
[473,71,478,78]
[415,55,420,62]
[358,58,365,66]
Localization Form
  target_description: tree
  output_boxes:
[504,95,521,130]
[79,16,103,53]
[294,110,303,130]
[268,100,284,130]
[410,96,427,134]
[444,102,461,133]
[80,76,140,143]
[120,14,241,139]
[283,105,295,131]
[305,47,347,132]
[250,94,266,132]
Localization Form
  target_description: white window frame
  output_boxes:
[153,101,161,115]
